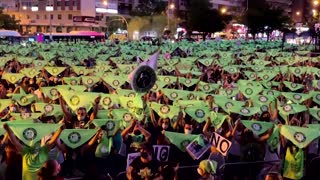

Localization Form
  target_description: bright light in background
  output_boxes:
[103,1,108,5]
[221,8,227,14]
[45,6,53,11]
[31,6,38,11]
[96,8,118,14]
[22,6,27,10]
[169,3,175,9]
[296,11,300,16]
[314,0,319,6]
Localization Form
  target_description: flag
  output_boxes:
[56,85,87,93]
[95,134,113,158]
[281,92,311,104]
[311,91,320,105]
[158,76,177,85]
[197,81,221,93]
[151,81,168,92]
[93,119,121,136]
[40,87,59,100]
[214,96,245,114]
[241,120,274,136]
[184,105,211,123]
[150,102,180,119]
[283,147,304,180]
[63,77,81,86]
[60,129,97,149]
[211,112,227,130]
[11,94,36,106]
[33,60,48,68]
[119,95,144,109]
[239,85,262,98]
[198,58,213,67]
[2,73,25,84]
[0,99,12,113]
[96,110,112,119]
[244,71,257,80]
[33,103,63,118]
[219,88,239,98]
[229,106,260,116]
[289,67,306,77]
[100,94,119,109]
[72,66,91,76]
[44,67,66,77]
[283,81,304,91]
[262,89,281,98]
[102,75,128,89]
[19,68,40,78]
[309,108,320,121]
[161,89,190,101]
[278,102,307,122]
[267,125,280,151]
[81,76,101,88]
[58,89,99,112]
[280,125,319,148]
[8,122,61,147]
[164,131,198,152]
[10,112,43,120]
[178,77,199,87]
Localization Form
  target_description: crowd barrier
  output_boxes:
[114,160,281,180]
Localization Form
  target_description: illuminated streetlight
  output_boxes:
[167,3,175,31]
[103,1,108,6]
[221,8,227,14]
[169,3,175,9]
[296,11,300,16]
[22,6,27,10]
[314,0,319,6]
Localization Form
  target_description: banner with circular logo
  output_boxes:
[60,129,97,149]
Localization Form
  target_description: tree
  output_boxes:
[0,8,20,30]
[130,0,166,16]
[187,0,229,40]
[241,0,290,40]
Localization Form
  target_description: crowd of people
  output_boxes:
[0,39,318,180]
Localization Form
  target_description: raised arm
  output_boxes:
[90,96,101,121]
[3,123,23,152]
[58,93,73,123]
[81,129,101,154]
[47,125,65,149]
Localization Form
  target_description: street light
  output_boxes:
[103,1,108,6]
[314,1,319,6]
[167,3,175,31]
[221,8,227,14]
[46,0,54,41]
[296,11,300,16]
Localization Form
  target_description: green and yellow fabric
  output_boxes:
[2,73,25,84]
[60,129,97,149]
[44,67,66,77]
[280,125,319,149]
[241,120,274,135]
[164,131,198,152]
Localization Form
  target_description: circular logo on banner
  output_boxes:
[113,80,120,86]
[226,89,233,95]
[128,93,135,98]
[71,80,77,85]
[245,88,253,95]
[23,128,37,140]
[230,68,235,73]
[79,70,84,75]
[52,68,58,74]
[259,96,268,102]
[195,109,205,118]
[203,85,210,91]
[87,78,94,85]
[152,84,158,90]
[283,105,292,112]
[37,62,42,66]
[70,95,80,106]
[251,123,262,131]
[106,121,115,131]
[127,100,133,108]
[164,77,170,83]
[261,105,269,112]
[167,66,172,71]
[294,68,301,74]
[263,75,269,80]
[160,105,170,114]
[20,96,28,104]
[30,69,36,76]
[44,104,54,113]
[293,94,302,100]
[103,97,111,106]
[100,146,108,154]
[247,83,254,87]
[241,108,250,115]
[50,88,58,96]
[170,92,178,99]
[181,140,191,149]
[316,94,320,101]
[266,81,272,87]
[294,132,306,143]
[225,102,233,109]
[267,90,274,96]
[291,83,297,88]
[131,65,157,93]
[68,132,81,144]
[250,73,256,78]
[123,113,133,122]
[185,79,191,84]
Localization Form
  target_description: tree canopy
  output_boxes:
[241,0,290,40]
[187,0,231,40]
[0,8,20,30]
[130,0,166,16]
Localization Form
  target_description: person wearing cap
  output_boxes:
[197,159,217,180]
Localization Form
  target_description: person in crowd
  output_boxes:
[37,159,63,180]
[197,159,217,180]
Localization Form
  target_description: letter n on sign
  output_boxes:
[209,132,232,156]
